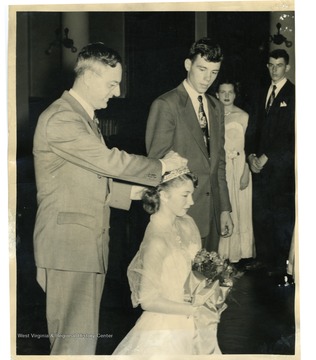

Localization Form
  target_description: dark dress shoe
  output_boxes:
[245,260,266,271]
[277,274,295,287]
[234,258,252,271]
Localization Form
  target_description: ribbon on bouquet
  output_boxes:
[184,269,208,300]
[184,270,231,309]
[184,271,232,354]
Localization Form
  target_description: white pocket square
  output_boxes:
[280,101,287,107]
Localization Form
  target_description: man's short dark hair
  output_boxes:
[188,37,223,63]
[269,49,290,65]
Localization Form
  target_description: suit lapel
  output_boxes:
[177,84,210,159]
[266,80,292,114]
[274,80,291,103]
[62,91,104,143]
[206,95,220,157]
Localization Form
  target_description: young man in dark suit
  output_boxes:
[246,49,295,283]
[146,38,233,252]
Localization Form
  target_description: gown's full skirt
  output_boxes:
[113,311,194,355]
[113,310,221,355]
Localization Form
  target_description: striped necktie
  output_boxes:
[266,85,277,113]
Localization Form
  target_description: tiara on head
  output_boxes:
[161,166,191,183]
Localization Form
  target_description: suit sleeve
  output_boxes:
[145,98,176,158]
[216,102,232,212]
[244,88,262,157]
[45,110,162,187]
[245,111,259,157]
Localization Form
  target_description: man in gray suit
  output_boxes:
[146,38,233,252]
[33,42,187,355]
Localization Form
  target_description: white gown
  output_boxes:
[112,214,222,355]
[219,120,255,262]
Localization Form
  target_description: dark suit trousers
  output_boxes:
[252,173,295,272]
[201,214,220,252]
[38,268,105,355]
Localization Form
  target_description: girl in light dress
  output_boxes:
[112,167,222,355]
[216,81,255,264]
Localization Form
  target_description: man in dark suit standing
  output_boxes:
[33,42,187,355]
[146,38,233,251]
[246,49,295,281]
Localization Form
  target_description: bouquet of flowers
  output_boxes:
[192,248,236,287]
[184,248,238,304]
[185,249,239,354]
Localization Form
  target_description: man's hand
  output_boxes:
[258,154,268,167]
[248,154,263,173]
[161,151,188,172]
[220,211,234,237]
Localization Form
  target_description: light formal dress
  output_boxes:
[113,213,222,355]
[219,120,255,262]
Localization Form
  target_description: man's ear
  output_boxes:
[184,58,192,72]
[82,69,94,88]
[285,64,291,73]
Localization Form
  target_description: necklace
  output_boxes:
[224,111,231,116]
[173,223,183,247]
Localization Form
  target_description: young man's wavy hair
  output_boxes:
[188,37,223,63]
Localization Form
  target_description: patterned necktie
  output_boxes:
[266,85,277,113]
[198,95,210,156]
[89,114,101,138]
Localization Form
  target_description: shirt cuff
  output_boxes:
[159,159,166,175]
[130,185,145,200]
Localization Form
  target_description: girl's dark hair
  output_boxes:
[142,172,198,214]
[217,79,241,97]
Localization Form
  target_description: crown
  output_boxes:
[161,166,191,183]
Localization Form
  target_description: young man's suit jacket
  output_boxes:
[146,83,231,239]
[245,79,295,267]
[246,79,295,196]
[33,91,162,274]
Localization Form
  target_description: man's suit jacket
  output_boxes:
[33,91,162,274]
[246,79,295,196]
[146,83,231,238]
